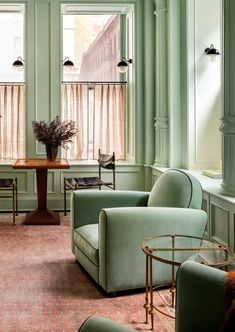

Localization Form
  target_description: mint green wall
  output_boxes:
[0,0,225,212]
[183,0,222,170]
[0,0,156,211]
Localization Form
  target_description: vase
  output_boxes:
[45,145,58,161]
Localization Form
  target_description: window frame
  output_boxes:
[0,3,26,160]
[60,2,135,162]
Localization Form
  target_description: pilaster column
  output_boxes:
[220,0,235,196]
[153,0,169,166]
[144,0,155,165]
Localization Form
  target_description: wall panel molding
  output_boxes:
[153,0,167,14]
[210,202,229,245]
[186,0,222,169]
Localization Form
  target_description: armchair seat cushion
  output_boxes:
[74,224,99,266]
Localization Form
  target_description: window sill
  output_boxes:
[0,159,137,167]
[69,160,138,167]
[0,159,16,166]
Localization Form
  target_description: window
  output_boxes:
[61,11,126,160]
[0,4,25,159]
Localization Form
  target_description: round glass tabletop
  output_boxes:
[142,234,235,268]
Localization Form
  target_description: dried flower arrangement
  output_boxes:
[32,116,77,160]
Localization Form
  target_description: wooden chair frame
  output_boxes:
[64,150,115,215]
[0,177,18,225]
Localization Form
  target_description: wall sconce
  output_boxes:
[204,44,221,61]
[62,56,74,68]
[12,56,24,69]
[117,57,132,73]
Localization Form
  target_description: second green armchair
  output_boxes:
[71,169,207,293]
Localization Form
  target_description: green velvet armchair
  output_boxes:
[78,261,229,332]
[176,260,227,332]
[78,315,136,332]
[71,169,207,293]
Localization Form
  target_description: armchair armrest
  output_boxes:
[98,207,207,293]
[176,260,226,332]
[70,190,150,230]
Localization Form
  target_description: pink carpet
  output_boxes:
[0,213,175,332]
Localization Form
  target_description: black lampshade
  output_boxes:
[117,57,132,73]
[204,44,221,56]
[12,56,24,68]
[62,56,74,67]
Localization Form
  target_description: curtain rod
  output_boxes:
[0,82,25,85]
[62,81,127,84]
[0,82,126,85]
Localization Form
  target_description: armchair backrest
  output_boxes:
[148,169,202,209]
[79,315,136,332]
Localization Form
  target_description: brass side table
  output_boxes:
[142,234,235,330]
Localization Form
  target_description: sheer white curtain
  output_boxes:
[61,83,88,159]
[0,84,25,159]
[62,83,126,160]
[93,84,126,159]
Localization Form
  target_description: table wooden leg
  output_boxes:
[37,169,47,209]
[24,168,60,225]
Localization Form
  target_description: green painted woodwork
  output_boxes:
[168,0,182,167]
[0,0,228,212]
[220,0,235,196]
[143,0,155,165]
[0,0,153,211]
[180,0,188,169]
[153,0,169,167]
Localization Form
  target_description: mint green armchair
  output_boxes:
[176,261,227,332]
[71,169,207,293]
[78,315,136,332]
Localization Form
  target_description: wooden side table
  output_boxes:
[13,158,70,225]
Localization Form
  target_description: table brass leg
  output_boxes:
[144,254,150,324]
[171,235,175,307]
[171,265,175,307]
[149,256,155,330]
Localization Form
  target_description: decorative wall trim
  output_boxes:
[220,178,235,196]
[34,1,51,155]
[154,116,168,129]
[153,0,169,167]
[220,0,235,196]
[153,0,167,14]
[211,202,229,245]
[220,116,235,135]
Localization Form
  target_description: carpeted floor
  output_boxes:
[0,213,175,332]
